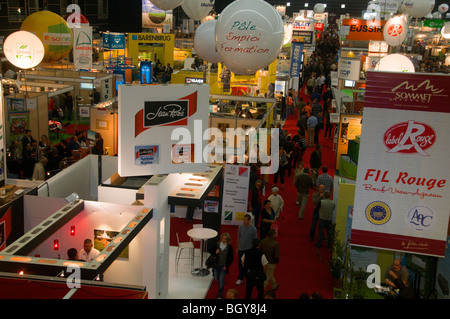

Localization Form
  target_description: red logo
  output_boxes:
[384,121,435,156]
[387,23,403,37]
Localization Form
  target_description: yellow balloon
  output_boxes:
[20,10,73,63]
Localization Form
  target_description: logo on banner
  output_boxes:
[134,91,198,137]
[391,79,446,103]
[384,121,435,156]
[365,201,391,225]
[407,206,434,231]
[144,102,188,127]
[386,23,403,37]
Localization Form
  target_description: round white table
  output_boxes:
[187,227,218,277]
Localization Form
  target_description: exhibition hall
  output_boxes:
[0,0,449,302]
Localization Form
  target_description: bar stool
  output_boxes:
[175,232,194,276]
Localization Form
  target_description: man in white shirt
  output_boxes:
[268,187,284,219]
[79,239,100,262]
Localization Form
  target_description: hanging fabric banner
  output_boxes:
[73,26,93,70]
[289,42,304,78]
[351,71,450,257]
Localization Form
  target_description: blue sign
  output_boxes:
[103,33,125,50]
[290,42,304,78]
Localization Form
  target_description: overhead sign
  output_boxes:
[103,32,125,50]
[351,71,450,257]
[3,31,44,69]
[73,26,93,69]
[341,19,386,41]
[118,84,209,176]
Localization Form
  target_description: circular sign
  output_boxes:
[404,0,435,18]
[383,16,408,47]
[182,0,215,21]
[375,53,415,72]
[3,30,45,69]
[365,201,391,225]
[215,0,284,75]
[150,0,184,11]
[194,20,222,63]
[20,10,73,63]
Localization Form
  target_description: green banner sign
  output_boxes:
[423,19,444,28]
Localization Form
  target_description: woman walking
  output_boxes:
[209,232,234,299]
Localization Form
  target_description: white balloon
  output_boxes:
[403,0,435,18]
[441,22,450,39]
[432,11,441,18]
[375,53,415,72]
[4,31,45,69]
[182,0,215,21]
[314,3,325,13]
[215,0,284,75]
[383,16,408,47]
[438,3,449,13]
[194,20,221,63]
[150,0,184,11]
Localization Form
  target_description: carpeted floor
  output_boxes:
[170,85,337,299]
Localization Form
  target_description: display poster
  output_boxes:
[351,71,450,257]
[8,111,29,143]
[204,200,219,213]
[337,57,361,81]
[73,26,93,70]
[221,164,250,225]
[94,229,129,259]
[142,0,173,29]
[292,30,313,44]
[118,84,209,176]
[290,42,304,78]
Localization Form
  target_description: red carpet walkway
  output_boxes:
[170,87,337,299]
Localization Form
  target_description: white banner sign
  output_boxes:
[73,27,93,70]
[337,57,361,81]
[221,164,250,225]
[351,71,450,257]
[118,84,209,176]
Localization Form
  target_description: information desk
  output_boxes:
[187,227,218,277]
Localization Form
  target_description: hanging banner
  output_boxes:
[73,26,93,70]
[289,42,304,78]
[351,71,450,257]
[102,32,125,50]
[222,164,250,225]
[118,84,209,176]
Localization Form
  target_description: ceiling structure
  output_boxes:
[214,0,449,19]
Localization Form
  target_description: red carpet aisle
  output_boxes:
[170,86,336,299]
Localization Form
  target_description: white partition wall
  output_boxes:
[37,155,119,201]
[143,174,178,299]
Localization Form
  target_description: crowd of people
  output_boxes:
[6,128,104,181]
[207,21,421,300]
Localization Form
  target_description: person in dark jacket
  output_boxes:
[209,232,234,299]
[242,238,268,299]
